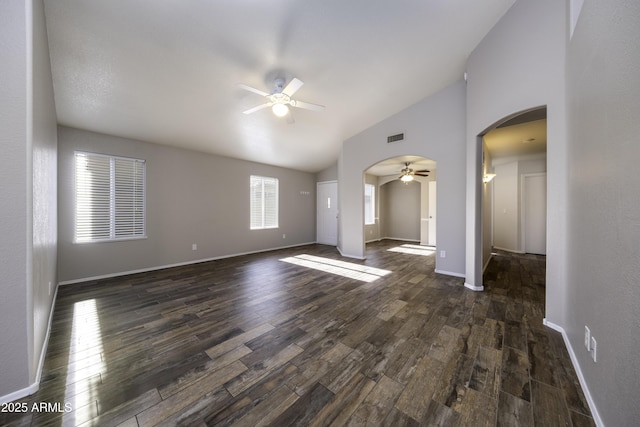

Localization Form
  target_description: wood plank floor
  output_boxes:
[1,240,595,426]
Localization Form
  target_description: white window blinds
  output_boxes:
[250,175,279,229]
[364,183,375,225]
[75,152,146,242]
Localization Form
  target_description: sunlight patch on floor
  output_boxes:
[67,298,105,422]
[387,244,435,256]
[279,254,391,283]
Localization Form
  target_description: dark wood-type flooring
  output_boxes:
[1,240,595,426]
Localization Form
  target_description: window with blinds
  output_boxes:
[364,183,375,225]
[75,151,146,242]
[250,175,279,230]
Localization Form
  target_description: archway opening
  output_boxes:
[479,106,548,282]
[363,155,437,250]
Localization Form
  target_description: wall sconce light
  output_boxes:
[483,173,496,183]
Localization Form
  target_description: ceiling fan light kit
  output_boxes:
[272,103,289,117]
[239,76,325,120]
[398,162,429,183]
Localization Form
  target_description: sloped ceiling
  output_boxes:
[43,0,516,173]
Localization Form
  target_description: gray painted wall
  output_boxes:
[493,162,519,252]
[482,143,493,269]
[57,126,317,283]
[566,0,640,424]
[380,180,420,241]
[493,157,546,253]
[339,80,466,277]
[0,0,58,400]
[31,0,58,385]
[316,162,337,183]
[0,0,31,398]
[465,0,567,306]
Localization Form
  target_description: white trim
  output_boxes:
[0,382,39,405]
[59,242,316,286]
[464,282,484,291]
[543,319,604,427]
[381,237,421,244]
[34,285,58,383]
[336,245,366,260]
[492,245,525,254]
[435,269,466,278]
[483,252,493,273]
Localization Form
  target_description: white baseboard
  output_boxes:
[543,319,604,427]
[381,237,421,244]
[59,241,317,286]
[464,282,484,291]
[492,246,525,254]
[483,252,493,272]
[336,245,366,260]
[435,269,466,278]
[0,383,39,405]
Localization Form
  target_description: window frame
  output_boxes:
[364,183,376,225]
[74,151,146,243]
[250,175,279,230]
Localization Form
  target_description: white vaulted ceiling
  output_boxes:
[43,0,515,173]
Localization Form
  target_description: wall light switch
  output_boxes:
[590,337,597,362]
[192,244,197,251]
[440,250,446,258]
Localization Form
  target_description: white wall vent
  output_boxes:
[387,133,405,143]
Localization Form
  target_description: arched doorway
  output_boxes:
[364,155,436,248]
[474,106,548,286]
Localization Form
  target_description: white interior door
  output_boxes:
[428,181,437,246]
[317,181,338,245]
[523,174,546,255]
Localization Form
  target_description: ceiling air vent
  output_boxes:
[387,133,405,144]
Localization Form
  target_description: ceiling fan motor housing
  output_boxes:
[272,78,286,94]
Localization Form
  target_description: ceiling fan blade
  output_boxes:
[242,103,272,115]
[415,169,430,173]
[282,78,304,97]
[237,83,269,97]
[291,99,325,112]
[415,173,429,177]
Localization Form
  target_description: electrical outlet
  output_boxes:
[192,244,197,251]
[590,336,597,362]
[584,326,591,350]
[440,250,446,258]
[282,234,286,239]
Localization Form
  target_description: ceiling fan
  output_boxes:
[238,77,325,121]
[399,162,429,183]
